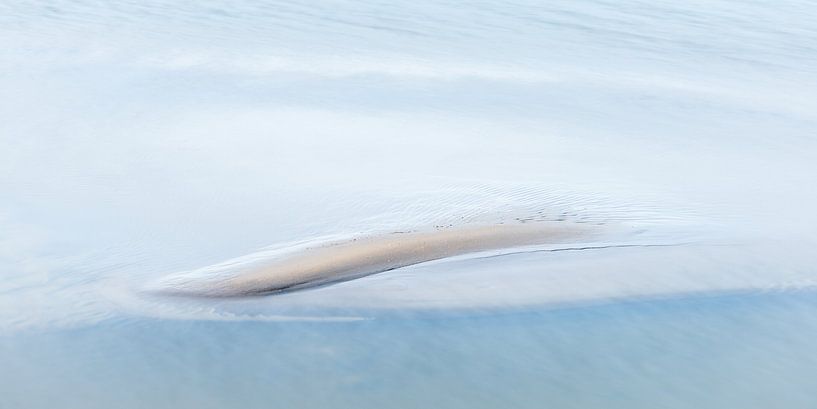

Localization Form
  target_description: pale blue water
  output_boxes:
[4,293,817,408]
[2,0,817,407]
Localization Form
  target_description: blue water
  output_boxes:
[4,293,817,408]
[2,0,817,407]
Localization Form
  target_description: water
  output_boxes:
[4,293,817,408]
[2,1,817,407]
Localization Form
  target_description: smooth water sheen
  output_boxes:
[2,1,817,408]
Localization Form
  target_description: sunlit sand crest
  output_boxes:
[152,221,605,297]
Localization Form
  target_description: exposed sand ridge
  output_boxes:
[152,220,605,297]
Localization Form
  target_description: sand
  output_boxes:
[153,221,603,297]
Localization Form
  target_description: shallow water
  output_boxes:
[2,0,817,407]
[4,293,817,409]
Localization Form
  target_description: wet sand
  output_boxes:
[154,221,603,297]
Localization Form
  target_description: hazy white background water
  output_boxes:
[2,1,817,407]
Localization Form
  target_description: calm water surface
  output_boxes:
[2,1,817,407]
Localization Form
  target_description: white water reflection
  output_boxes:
[1,1,817,407]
